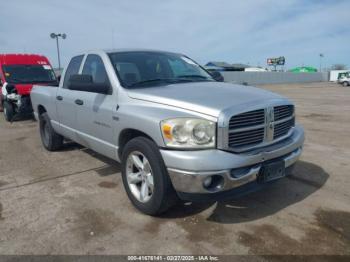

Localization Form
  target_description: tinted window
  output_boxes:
[82,55,110,85]
[108,52,213,88]
[3,65,56,84]
[63,55,84,88]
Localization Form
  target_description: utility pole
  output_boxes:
[50,33,67,70]
[319,53,324,72]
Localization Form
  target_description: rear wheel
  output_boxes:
[39,112,63,151]
[3,101,14,122]
[121,137,178,215]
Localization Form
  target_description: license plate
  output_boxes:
[258,160,286,183]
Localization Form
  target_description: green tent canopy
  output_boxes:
[289,66,318,73]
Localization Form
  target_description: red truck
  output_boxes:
[0,54,57,121]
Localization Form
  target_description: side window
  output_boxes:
[82,55,110,85]
[63,55,84,88]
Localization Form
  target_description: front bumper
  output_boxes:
[6,95,33,114]
[160,124,304,195]
[17,95,33,114]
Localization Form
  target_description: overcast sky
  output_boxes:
[1,0,348,69]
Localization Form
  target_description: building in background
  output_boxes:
[244,67,268,72]
[205,61,250,71]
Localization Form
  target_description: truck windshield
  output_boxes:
[108,51,214,88]
[2,65,57,84]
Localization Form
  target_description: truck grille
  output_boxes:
[229,127,265,148]
[274,105,294,121]
[274,118,295,139]
[228,105,295,151]
[229,109,265,129]
[228,109,265,148]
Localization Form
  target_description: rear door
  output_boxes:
[75,54,117,159]
[56,55,84,140]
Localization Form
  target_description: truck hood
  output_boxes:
[13,83,53,96]
[14,84,33,95]
[127,81,286,117]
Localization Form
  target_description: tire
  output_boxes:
[39,112,63,151]
[121,137,178,215]
[3,101,14,122]
[343,81,349,87]
[0,96,3,112]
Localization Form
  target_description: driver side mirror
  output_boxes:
[68,74,111,94]
[210,71,224,82]
[53,75,61,87]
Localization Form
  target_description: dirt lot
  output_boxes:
[0,82,349,255]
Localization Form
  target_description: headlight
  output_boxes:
[161,118,216,148]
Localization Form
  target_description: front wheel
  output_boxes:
[3,101,14,122]
[121,137,178,215]
[0,96,3,112]
[343,81,349,87]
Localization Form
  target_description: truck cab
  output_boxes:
[0,54,57,121]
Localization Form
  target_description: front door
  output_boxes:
[75,54,116,159]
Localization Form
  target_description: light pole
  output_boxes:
[50,33,66,70]
[319,53,324,72]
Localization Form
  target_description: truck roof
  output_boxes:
[77,48,182,56]
[0,54,51,66]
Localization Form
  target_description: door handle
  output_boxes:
[75,99,84,105]
[56,96,63,101]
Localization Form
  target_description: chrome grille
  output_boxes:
[274,105,294,121]
[274,118,295,139]
[227,105,295,151]
[229,109,265,129]
[228,109,265,149]
[229,127,265,148]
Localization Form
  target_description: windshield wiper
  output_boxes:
[31,79,57,83]
[177,75,211,80]
[7,78,55,84]
[7,78,29,84]
[129,78,191,87]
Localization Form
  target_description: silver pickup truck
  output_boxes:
[31,49,304,215]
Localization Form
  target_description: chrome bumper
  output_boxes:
[162,125,304,194]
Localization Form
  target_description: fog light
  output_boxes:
[202,175,224,192]
[203,176,212,188]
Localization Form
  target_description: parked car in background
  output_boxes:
[31,49,304,215]
[0,54,57,121]
[337,71,350,81]
[338,76,350,87]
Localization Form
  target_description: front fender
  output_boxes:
[116,100,217,148]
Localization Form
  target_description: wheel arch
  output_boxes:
[118,128,157,159]
[37,105,47,116]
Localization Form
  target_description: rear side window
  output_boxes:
[82,55,110,85]
[63,55,84,88]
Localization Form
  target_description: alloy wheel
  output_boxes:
[126,151,154,203]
